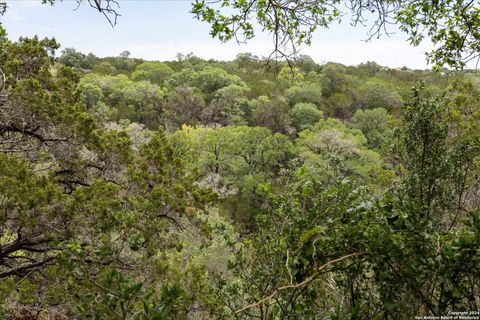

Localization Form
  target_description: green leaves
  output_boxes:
[2,6,480,317]
[131,61,174,86]
[217,85,480,319]
[190,0,480,68]
[190,0,343,59]
[396,0,480,69]
[299,226,322,243]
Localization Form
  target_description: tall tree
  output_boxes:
[0,27,216,318]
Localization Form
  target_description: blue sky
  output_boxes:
[1,0,435,68]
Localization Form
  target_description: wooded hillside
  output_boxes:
[1,25,480,319]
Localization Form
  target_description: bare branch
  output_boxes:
[235,252,367,314]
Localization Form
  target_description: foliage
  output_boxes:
[289,102,323,131]
[350,107,396,150]
[296,118,393,190]
[171,125,293,227]
[0,27,217,318]
[284,82,324,108]
[217,87,480,319]
[249,95,291,133]
[79,73,166,128]
[356,78,404,110]
[58,47,97,70]
[131,61,174,86]
[191,0,480,69]
[0,21,479,319]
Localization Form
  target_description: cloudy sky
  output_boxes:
[1,0,436,68]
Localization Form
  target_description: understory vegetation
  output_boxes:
[1,26,479,319]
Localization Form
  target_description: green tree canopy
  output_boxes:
[350,107,396,149]
[289,102,324,131]
[131,61,174,86]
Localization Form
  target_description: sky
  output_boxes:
[0,0,437,69]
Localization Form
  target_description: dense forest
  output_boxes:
[1,1,480,319]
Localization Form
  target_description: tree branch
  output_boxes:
[235,252,367,314]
